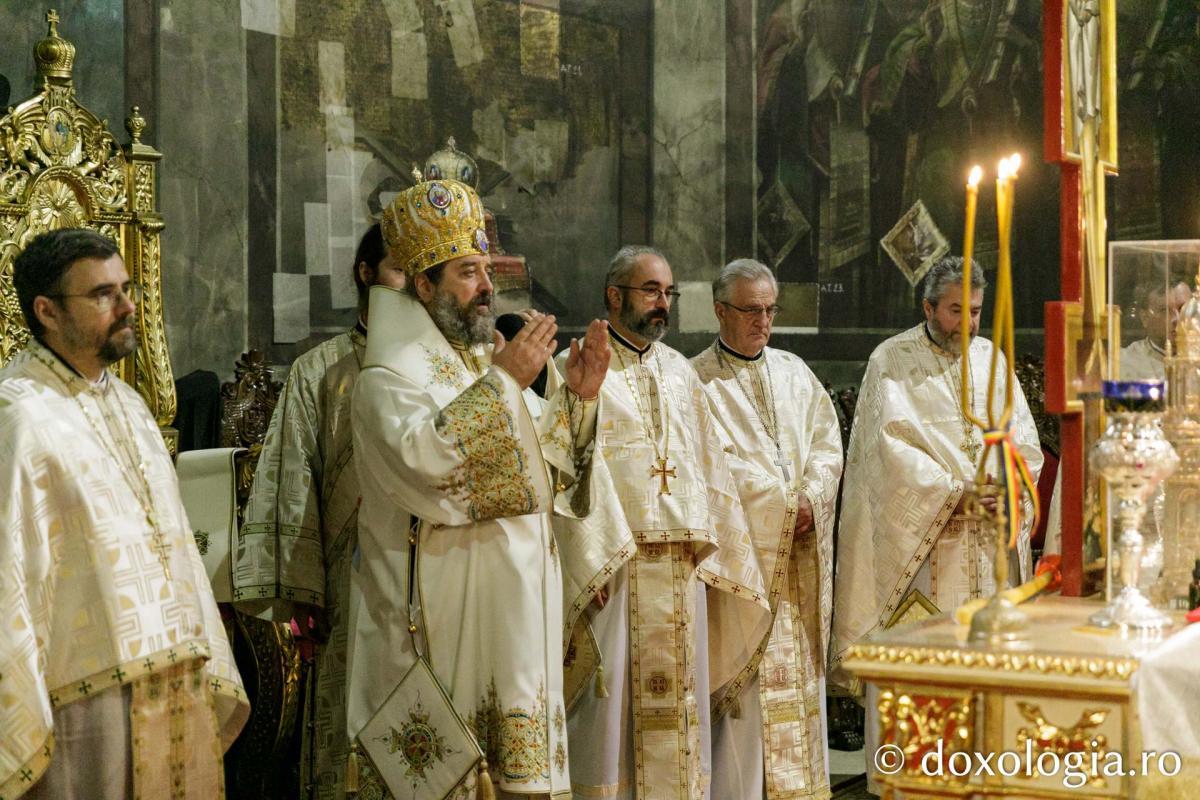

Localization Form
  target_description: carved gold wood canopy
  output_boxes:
[0,10,176,437]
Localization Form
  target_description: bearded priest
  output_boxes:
[564,245,771,799]
[693,259,843,800]
[346,174,614,799]
[0,228,248,800]
[830,256,1041,789]
[233,222,407,800]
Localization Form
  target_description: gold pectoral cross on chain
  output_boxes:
[650,457,676,495]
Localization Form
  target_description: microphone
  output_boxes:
[495,313,526,341]
[494,313,549,397]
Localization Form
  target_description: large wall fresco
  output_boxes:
[750,0,1200,353]
[4,1,1198,380]
[257,0,647,363]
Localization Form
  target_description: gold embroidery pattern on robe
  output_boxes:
[0,734,54,799]
[130,659,224,800]
[711,491,800,720]
[539,402,572,456]
[553,704,567,774]
[355,759,394,800]
[468,678,552,785]
[43,640,245,713]
[434,375,536,521]
[423,345,469,390]
[499,682,551,783]
[629,542,703,799]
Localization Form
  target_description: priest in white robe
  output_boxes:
[564,245,771,800]
[1,228,248,800]
[693,259,843,800]
[831,257,1042,786]
[348,176,614,799]
[832,258,1042,681]
[1120,279,1190,381]
[233,222,406,800]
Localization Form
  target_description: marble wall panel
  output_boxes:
[678,281,719,333]
[652,0,726,282]
[158,0,249,379]
[241,0,296,36]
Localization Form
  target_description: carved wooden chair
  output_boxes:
[217,351,309,800]
[0,10,176,448]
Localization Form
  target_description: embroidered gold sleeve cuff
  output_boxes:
[434,373,539,522]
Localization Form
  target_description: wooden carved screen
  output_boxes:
[0,10,176,447]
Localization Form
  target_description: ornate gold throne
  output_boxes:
[0,10,176,448]
[0,11,306,797]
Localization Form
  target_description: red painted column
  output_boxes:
[1044,0,1085,596]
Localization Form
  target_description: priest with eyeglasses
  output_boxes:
[692,258,844,800]
[564,245,770,800]
[0,228,247,800]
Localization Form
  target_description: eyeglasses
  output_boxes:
[611,284,681,303]
[49,282,143,313]
[719,301,782,319]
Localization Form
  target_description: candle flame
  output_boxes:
[967,165,983,188]
[1009,153,1022,175]
[997,157,1013,181]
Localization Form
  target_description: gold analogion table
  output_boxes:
[842,596,1200,798]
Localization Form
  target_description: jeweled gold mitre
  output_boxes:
[381,176,489,276]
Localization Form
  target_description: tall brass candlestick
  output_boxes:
[963,153,1038,645]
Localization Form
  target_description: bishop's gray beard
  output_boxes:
[620,296,669,343]
[428,289,495,345]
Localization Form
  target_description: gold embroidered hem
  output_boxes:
[46,641,219,710]
[468,677,553,787]
[629,543,703,799]
[0,732,54,800]
[564,544,635,637]
[695,566,768,609]
[232,521,325,606]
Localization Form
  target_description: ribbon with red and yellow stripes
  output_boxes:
[982,428,1041,549]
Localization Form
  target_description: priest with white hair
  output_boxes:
[693,258,843,800]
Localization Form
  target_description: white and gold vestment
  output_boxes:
[348,287,608,799]
[564,331,771,800]
[830,324,1042,688]
[693,341,843,800]
[0,341,248,800]
[234,323,366,800]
